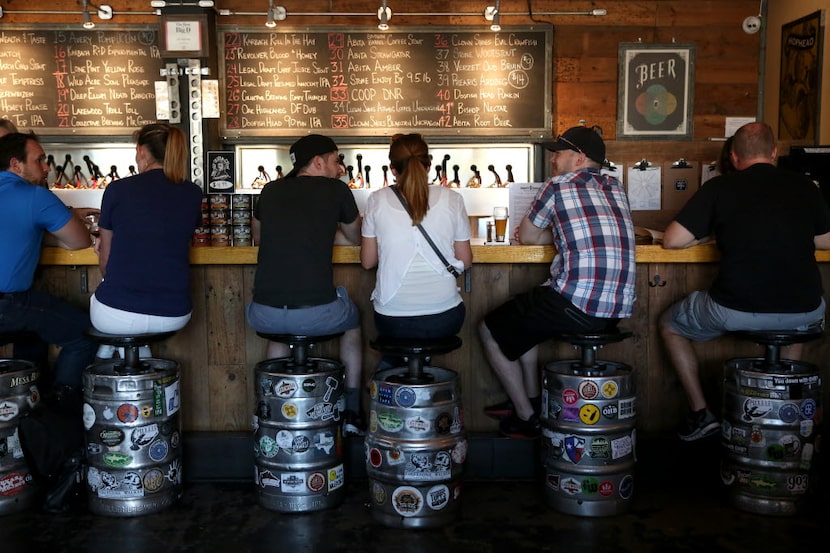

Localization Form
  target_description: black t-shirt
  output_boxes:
[675,163,830,313]
[253,175,359,307]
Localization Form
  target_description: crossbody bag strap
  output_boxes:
[390,186,461,278]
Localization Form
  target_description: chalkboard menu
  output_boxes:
[0,26,164,135]
[220,27,552,138]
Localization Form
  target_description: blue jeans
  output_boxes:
[0,289,97,389]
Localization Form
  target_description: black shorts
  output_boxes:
[483,285,619,361]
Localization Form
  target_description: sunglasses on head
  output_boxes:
[555,134,583,155]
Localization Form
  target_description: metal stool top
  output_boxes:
[87,329,176,373]
[256,332,343,366]
[731,329,823,368]
[550,331,633,369]
[370,336,462,384]
[0,331,39,347]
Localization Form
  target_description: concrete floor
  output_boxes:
[1,437,826,553]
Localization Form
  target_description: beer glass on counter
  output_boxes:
[493,206,508,243]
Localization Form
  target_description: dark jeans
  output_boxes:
[0,289,97,389]
[373,303,465,370]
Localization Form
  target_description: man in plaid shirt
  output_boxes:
[479,126,636,439]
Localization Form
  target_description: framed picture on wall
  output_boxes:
[779,10,824,142]
[617,43,696,140]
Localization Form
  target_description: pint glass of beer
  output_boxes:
[493,206,508,242]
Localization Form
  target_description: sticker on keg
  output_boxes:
[741,398,772,422]
[599,480,615,497]
[290,435,310,454]
[0,400,18,421]
[578,404,601,425]
[618,398,636,419]
[560,477,581,495]
[434,412,452,434]
[328,464,344,491]
[800,419,814,438]
[369,448,383,468]
[547,400,562,420]
[581,477,600,495]
[143,468,165,493]
[259,435,278,458]
[392,486,424,517]
[601,380,619,399]
[280,473,305,493]
[611,434,633,459]
[800,398,817,420]
[452,439,468,465]
[778,403,800,424]
[619,474,634,499]
[117,403,140,423]
[102,405,114,421]
[171,430,180,449]
[562,388,578,405]
[0,472,27,497]
[786,473,809,494]
[369,381,378,399]
[395,386,416,407]
[149,438,169,462]
[130,423,159,450]
[307,472,326,493]
[564,436,586,463]
[578,380,599,400]
[258,470,280,489]
[314,432,335,454]
[259,379,273,396]
[451,406,463,434]
[426,484,450,510]
[561,406,580,422]
[387,448,406,465]
[87,443,103,455]
[589,436,610,459]
[546,473,560,491]
[99,428,125,447]
[800,443,815,470]
[275,379,298,398]
[601,403,618,419]
[281,402,299,419]
[369,410,378,432]
[141,405,153,418]
[750,425,766,447]
[371,481,386,504]
[377,412,404,433]
[83,403,96,430]
[103,452,133,468]
[275,430,293,449]
[306,401,337,421]
[405,415,431,433]
[376,384,395,406]
[302,378,317,393]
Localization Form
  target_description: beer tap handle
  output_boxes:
[364,165,371,188]
[505,164,515,184]
[487,164,502,187]
[382,165,389,187]
[452,164,460,187]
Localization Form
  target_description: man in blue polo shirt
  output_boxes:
[0,132,98,392]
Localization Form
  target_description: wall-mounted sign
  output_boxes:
[160,14,208,57]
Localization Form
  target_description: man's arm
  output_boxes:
[335,216,361,246]
[662,221,713,249]
[46,211,92,250]
[517,215,553,245]
[814,231,830,250]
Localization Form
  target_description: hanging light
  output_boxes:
[377,0,391,31]
[485,1,501,32]
[82,0,95,29]
[265,1,286,28]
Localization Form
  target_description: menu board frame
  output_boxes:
[0,24,164,137]
[218,25,553,140]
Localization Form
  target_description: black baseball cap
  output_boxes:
[285,134,338,178]
[542,126,606,164]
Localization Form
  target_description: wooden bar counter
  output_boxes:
[23,244,830,438]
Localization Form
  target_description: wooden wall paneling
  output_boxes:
[167,267,211,431]
[242,266,261,425]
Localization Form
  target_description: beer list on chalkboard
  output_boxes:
[221,27,552,138]
[0,27,163,135]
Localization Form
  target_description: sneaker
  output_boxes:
[342,410,365,438]
[678,408,720,442]
[499,413,541,440]
[484,399,515,420]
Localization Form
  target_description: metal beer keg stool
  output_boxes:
[721,329,823,516]
[253,333,346,513]
[541,331,636,517]
[366,336,466,529]
[0,333,41,515]
[83,329,182,517]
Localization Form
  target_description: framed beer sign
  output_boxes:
[160,13,209,58]
[617,43,696,140]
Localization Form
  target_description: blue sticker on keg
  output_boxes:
[377,384,394,406]
[395,387,416,408]
[619,474,634,499]
[778,403,799,424]
[800,399,817,420]
[149,439,169,462]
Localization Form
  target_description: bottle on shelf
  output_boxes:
[505,164,515,185]
[382,165,389,187]
[487,165,503,188]
[452,165,461,187]
[467,165,481,188]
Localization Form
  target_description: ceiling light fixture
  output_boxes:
[265,1,286,28]
[377,0,391,31]
[82,0,95,29]
[485,2,501,32]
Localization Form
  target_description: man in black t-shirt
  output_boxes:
[247,134,365,436]
[659,122,830,441]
